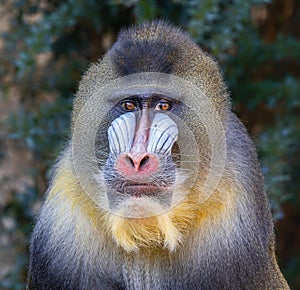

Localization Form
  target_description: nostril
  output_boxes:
[115,153,159,177]
[125,154,149,170]
[139,155,149,169]
[126,156,135,168]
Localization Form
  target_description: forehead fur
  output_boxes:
[73,21,230,127]
[109,21,192,75]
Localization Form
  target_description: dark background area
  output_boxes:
[0,0,299,288]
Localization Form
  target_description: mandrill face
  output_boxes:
[72,71,226,251]
[103,94,182,218]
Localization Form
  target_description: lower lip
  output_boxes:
[124,185,168,196]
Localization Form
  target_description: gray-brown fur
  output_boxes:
[28,21,289,289]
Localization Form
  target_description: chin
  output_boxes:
[104,188,199,253]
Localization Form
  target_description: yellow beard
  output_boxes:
[105,187,224,253]
[108,213,180,252]
[104,176,237,252]
[48,162,234,254]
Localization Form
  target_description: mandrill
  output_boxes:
[27,21,289,289]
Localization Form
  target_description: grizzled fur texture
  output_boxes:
[27,21,289,289]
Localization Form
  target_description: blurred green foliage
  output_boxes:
[0,0,299,288]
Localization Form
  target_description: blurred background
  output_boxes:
[0,0,299,289]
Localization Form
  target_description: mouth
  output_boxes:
[106,182,174,211]
[123,183,170,197]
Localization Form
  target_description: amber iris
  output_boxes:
[155,101,171,111]
[121,101,136,111]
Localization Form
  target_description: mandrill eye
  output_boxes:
[120,100,137,112]
[155,100,172,111]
